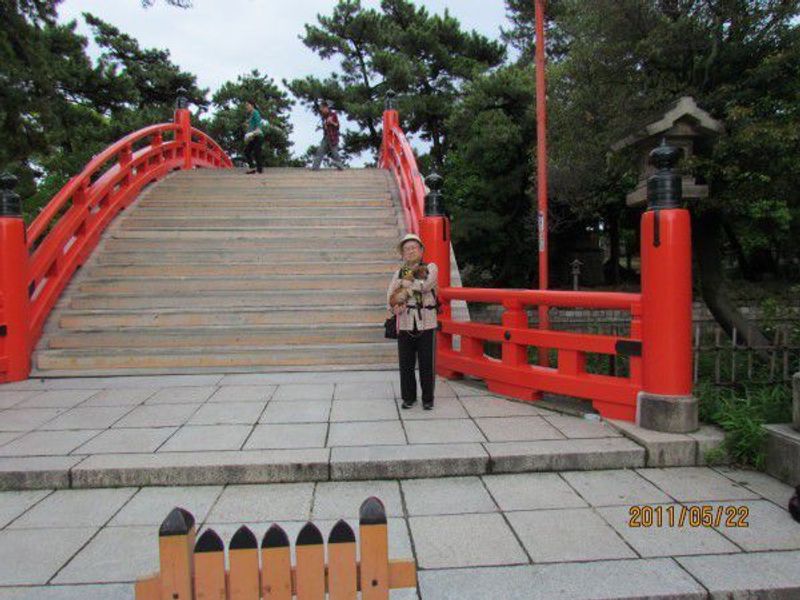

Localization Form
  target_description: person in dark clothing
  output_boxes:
[311,102,345,171]
[243,100,264,174]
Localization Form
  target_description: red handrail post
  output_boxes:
[418,174,460,379]
[637,141,697,432]
[175,106,192,171]
[0,174,31,382]
[487,300,542,402]
[382,91,400,167]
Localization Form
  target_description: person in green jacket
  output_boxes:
[243,100,264,174]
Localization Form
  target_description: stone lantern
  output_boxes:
[612,96,724,207]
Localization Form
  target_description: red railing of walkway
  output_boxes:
[380,105,694,428]
[0,107,232,383]
[379,98,426,235]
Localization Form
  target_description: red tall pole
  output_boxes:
[534,0,550,366]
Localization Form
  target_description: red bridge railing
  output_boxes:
[380,104,695,431]
[0,106,232,383]
[379,94,426,235]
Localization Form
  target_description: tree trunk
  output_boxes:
[694,210,771,357]
[605,205,621,285]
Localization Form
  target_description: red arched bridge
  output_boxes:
[0,95,694,433]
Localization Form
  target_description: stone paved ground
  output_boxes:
[0,467,796,598]
[0,372,648,489]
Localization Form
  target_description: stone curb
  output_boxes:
[608,419,728,467]
[0,438,647,490]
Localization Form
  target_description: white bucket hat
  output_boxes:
[397,233,424,254]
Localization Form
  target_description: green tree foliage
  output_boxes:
[204,71,296,167]
[287,0,505,165]
[443,66,537,287]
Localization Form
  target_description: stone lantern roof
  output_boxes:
[612,96,724,207]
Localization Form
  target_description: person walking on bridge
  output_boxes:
[387,234,438,410]
[243,100,264,174]
[311,101,345,171]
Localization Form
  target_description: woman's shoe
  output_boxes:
[423,403,433,410]
[246,169,257,174]
[401,401,415,409]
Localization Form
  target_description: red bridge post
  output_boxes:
[0,174,31,382]
[381,91,400,167]
[175,88,193,170]
[638,140,697,432]
[418,173,460,379]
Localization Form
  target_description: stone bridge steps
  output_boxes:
[32,168,402,377]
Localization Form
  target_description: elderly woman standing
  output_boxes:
[387,233,439,410]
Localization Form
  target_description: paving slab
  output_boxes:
[0,490,51,528]
[482,472,587,511]
[486,437,645,472]
[112,403,200,428]
[158,424,252,452]
[418,559,707,600]
[408,513,528,569]
[328,420,405,446]
[80,388,158,407]
[207,385,276,403]
[0,391,39,410]
[0,408,66,432]
[52,525,157,585]
[506,508,637,563]
[312,480,403,518]
[459,396,547,417]
[561,469,673,507]
[38,406,134,431]
[401,477,497,515]
[9,487,135,529]
[404,419,485,444]
[397,397,468,420]
[475,416,564,442]
[684,499,800,551]
[0,456,81,490]
[187,401,266,425]
[0,527,96,585]
[0,433,18,447]
[544,414,623,439]
[330,399,398,422]
[73,427,177,454]
[110,485,222,526]
[677,550,800,599]
[16,389,99,409]
[259,400,330,423]
[636,467,761,502]
[0,430,101,457]
[207,482,314,523]
[714,466,796,507]
[244,423,328,450]
[145,386,216,404]
[0,584,133,599]
[272,383,334,401]
[331,443,488,480]
[597,504,741,557]
[71,449,330,487]
[334,381,394,400]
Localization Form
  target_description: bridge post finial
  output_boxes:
[424,172,444,217]
[0,173,21,218]
[647,138,682,211]
[176,87,189,110]
[385,90,397,111]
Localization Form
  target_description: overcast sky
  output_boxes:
[57,0,512,164]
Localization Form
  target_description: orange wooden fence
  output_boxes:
[135,497,416,600]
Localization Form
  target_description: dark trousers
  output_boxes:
[244,136,264,173]
[397,327,435,406]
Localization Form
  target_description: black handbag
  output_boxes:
[384,315,398,339]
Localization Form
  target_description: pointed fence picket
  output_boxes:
[135,496,416,600]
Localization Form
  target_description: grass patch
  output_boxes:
[696,381,792,468]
